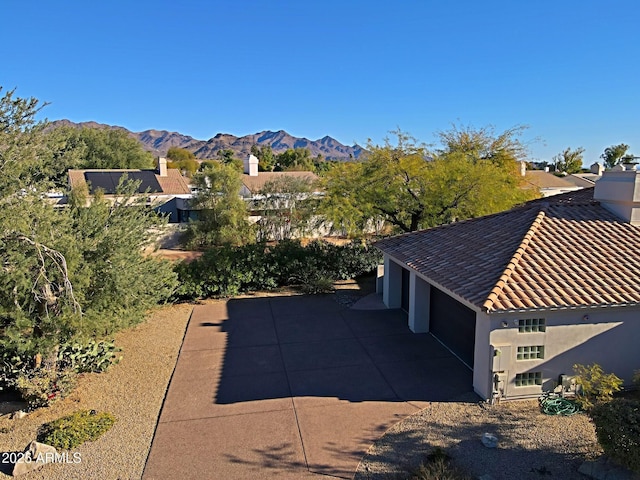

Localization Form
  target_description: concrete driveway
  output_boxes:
[143,294,472,479]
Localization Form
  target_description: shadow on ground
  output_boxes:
[211,295,473,405]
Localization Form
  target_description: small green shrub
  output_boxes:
[15,368,77,409]
[38,410,116,450]
[0,350,31,391]
[299,273,335,294]
[58,340,122,373]
[573,363,623,410]
[591,399,640,473]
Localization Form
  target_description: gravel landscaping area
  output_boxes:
[0,303,192,480]
[356,392,603,480]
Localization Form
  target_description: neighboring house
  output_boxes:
[564,162,605,188]
[68,158,192,222]
[520,162,583,197]
[376,166,640,401]
[239,155,325,239]
[239,154,320,199]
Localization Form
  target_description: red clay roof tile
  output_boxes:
[376,187,640,312]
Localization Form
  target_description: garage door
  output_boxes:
[429,285,476,368]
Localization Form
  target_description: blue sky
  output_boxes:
[3,0,638,164]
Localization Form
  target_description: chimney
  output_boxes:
[590,162,604,176]
[244,154,259,176]
[594,165,640,225]
[157,157,168,177]
[520,161,526,176]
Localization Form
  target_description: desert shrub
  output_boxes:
[590,399,640,473]
[15,368,77,409]
[0,350,32,392]
[333,241,381,279]
[58,340,122,373]
[38,410,116,450]
[573,363,623,410]
[409,448,471,480]
[174,239,380,300]
[174,243,277,299]
[299,273,335,294]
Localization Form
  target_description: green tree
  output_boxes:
[553,147,585,174]
[276,148,314,171]
[167,146,195,162]
[319,162,380,237]
[601,143,631,169]
[0,88,177,403]
[320,128,537,235]
[435,124,530,168]
[251,144,276,172]
[185,163,253,248]
[48,125,155,170]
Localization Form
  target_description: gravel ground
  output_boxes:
[355,392,603,480]
[0,303,193,480]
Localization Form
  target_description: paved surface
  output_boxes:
[143,295,472,479]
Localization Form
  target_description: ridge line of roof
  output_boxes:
[482,209,547,313]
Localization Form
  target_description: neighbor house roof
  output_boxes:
[564,173,599,188]
[241,171,320,194]
[68,168,191,195]
[376,188,640,313]
[522,170,579,189]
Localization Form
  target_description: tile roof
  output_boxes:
[564,174,598,188]
[241,171,320,194]
[68,168,191,195]
[375,187,640,313]
[522,170,580,189]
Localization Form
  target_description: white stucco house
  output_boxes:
[376,166,640,401]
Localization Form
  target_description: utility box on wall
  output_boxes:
[491,345,511,372]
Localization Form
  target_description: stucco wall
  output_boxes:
[473,311,493,399]
[486,306,640,399]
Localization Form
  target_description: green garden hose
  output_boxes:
[539,396,580,416]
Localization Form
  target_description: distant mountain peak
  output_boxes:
[50,121,364,161]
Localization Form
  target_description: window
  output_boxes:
[515,372,542,387]
[517,346,544,360]
[518,318,546,333]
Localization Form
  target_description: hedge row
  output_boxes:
[173,239,381,299]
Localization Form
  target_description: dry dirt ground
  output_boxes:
[0,303,193,480]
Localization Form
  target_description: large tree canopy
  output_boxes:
[0,87,176,364]
[47,125,155,170]
[320,127,537,235]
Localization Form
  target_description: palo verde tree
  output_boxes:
[320,126,537,235]
[184,162,254,248]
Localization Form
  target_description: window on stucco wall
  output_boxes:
[517,318,546,333]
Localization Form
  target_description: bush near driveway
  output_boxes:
[173,239,381,300]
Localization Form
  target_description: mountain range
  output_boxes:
[50,120,364,161]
